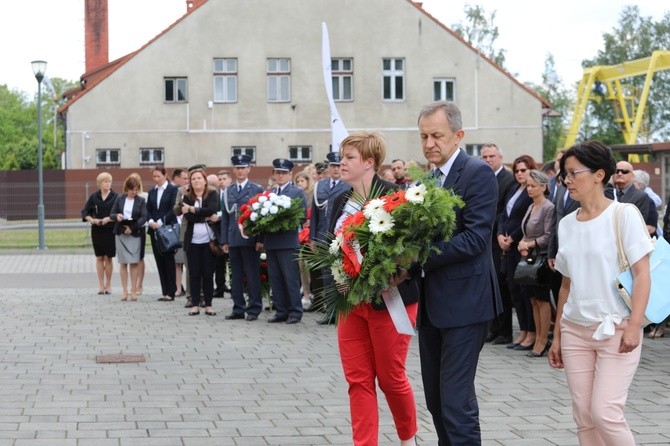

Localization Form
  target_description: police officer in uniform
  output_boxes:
[263,159,307,324]
[309,152,349,316]
[220,155,264,321]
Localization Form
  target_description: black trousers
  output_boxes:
[214,253,229,292]
[150,231,176,298]
[187,243,215,307]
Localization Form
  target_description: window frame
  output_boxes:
[465,144,483,157]
[382,58,405,102]
[266,58,291,103]
[164,77,188,103]
[331,58,353,102]
[231,146,257,163]
[433,77,456,102]
[139,147,165,166]
[213,58,238,103]
[288,145,313,163]
[95,148,120,166]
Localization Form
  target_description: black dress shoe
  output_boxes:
[285,317,301,324]
[224,313,245,320]
[245,314,258,321]
[506,342,520,349]
[213,291,224,298]
[493,335,513,345]
[267,315,288,323]
[514,343,534,351]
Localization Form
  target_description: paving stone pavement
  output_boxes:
[0,252,668,446]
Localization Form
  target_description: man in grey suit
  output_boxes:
[263,158,307,324]
[220,155,264,321]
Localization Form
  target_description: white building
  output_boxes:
[61,0,550,169]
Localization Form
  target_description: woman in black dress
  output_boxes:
[81,172,118,295]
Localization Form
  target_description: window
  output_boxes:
[382,58,404,101]
[465,144,483,157]
[213,58,237,103]
[231,146,256,163]
[332,58,353,101]
[139,148,164,165]
[96,148,120,166]
[164,77,188,102]
[289,145,312,163]
[267,58,291,102]
[433,78,455,101]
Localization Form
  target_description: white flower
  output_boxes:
[269,205,279,214]
[250,212,258,222]
[260,207,269,216]
[368,211,394,234]
[405,183,427,204]
[329,233,343,254]
[258,195,268,203]
[331,260,348,285]
[251,202,261,211]
[260,252,267,260]
[262,200,272,209]
[280,196,292,209]
[363,198,386,218]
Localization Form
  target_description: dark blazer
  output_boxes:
[81,189,118,230]
[147,182,178,235]
[220,180,264,247]
[109,194,148,236]
[310,178,349,243]
[497,185,532,243]
[616,185,650,218]
[547,184,580,258]
[262,183,307,251]
[328,174,420,310]
[493,168,515,246]
[182,188,220,252]
[663,195,670,243]
[422,150,502,328]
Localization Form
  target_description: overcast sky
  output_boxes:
[1,0,667,97]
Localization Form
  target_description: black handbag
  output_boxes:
[154,223,182,253]
[513,248,549,286]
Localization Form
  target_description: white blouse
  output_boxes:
[555,202,652,340]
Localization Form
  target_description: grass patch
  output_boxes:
[0,228,93,250]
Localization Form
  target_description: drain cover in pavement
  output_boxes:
[96,354,145,363]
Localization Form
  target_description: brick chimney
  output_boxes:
[84,0,109,73]
[186,0,206,11]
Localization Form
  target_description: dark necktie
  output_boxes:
[434,168,445,185]
[617,189,624,201]
[237,184,242,193]
[330,181,336,190]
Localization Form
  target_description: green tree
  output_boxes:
[527,54,573,160]
[451,4,506,68]
[579,6,670,143]
[0,77,76,170]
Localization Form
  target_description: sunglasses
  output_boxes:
[615,169,631,174]
[514,168,528,173]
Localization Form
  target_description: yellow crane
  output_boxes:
[564,50,670,148]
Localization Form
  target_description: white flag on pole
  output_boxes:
[322,22,348,153]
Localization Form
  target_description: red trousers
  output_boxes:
[337,302,418,445]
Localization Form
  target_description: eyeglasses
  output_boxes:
[514,168,528,173]
[561,168,592,181]
[615,168,631,175]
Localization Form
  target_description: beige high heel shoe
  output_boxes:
[121,290,128,301]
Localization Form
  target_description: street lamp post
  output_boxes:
[32,60,47,251]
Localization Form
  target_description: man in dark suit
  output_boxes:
[309,152,349,313]
[147,166,179,302]
[263,159,307,324]
[612,161,650,217]
[481,143,515,345]
[220,155,265,321]
[213,169,232,297]
[418,101,502,445]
